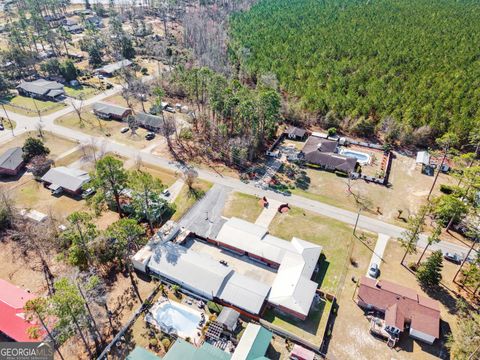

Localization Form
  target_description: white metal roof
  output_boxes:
[217,218,322,317]
[148,242,232,299]
[416,151,430,165]
[217,272,271,315]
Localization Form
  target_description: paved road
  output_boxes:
[0,90,475,258]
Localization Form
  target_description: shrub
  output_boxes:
[161,338,171,350]
[440,184,454,194]
[207,301,223,314]
[408,262,418,272]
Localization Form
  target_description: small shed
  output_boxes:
[416,151,430,165]
[216,307,240,332]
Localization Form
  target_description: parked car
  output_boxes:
[120,127,130,134]
[162,189,170,197]
[444,252,463,264]
[0,124,4,131]
[368,263,380,278]
[82,188,96,199]
[145,132,155,140]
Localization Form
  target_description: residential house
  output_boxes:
[63,21,84,34]
[285,126,307,140]
[0,279,46,342]
[41,166,90,195]
[96,59,132,77]
[17,79,65,101]
[135,112,163,132]
[0,147,24,176]
[299,135,357,174]
[93,102,132,120]
[357,276,441,344]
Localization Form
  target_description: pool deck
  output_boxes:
[148,298,205,344]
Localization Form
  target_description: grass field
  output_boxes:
[171,180,213,221]
[2,96,66,116]
[269,206,376,293]
[64,85,100,99]
[222,192,264,222]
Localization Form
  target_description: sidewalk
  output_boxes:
[255,199,282,227]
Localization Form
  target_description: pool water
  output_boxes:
[339,148,371,165]
[149,301,202,339]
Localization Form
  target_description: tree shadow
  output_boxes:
[424,284,461,315]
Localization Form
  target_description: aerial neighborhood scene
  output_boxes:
[0,0,479,359]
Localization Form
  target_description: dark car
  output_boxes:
[145,132,155,140]
[444,252,463,264]
[0,124,4,131]
[368,263,380,278]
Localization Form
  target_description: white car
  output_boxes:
[368,263,380,278]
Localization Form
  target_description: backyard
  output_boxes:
[64,85,100,99]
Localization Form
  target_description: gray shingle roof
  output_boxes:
[301,136,357,173]
[93,102,131,117]
[41,166,90,192]
[135,112,163,130]
[285,126,306,138]
[17,79,64,97]
[0,147,23,171]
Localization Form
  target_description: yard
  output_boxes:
[64,85,100,99]
[222,192,264,223]
[268,206,376,294]
[1,95,66,116]
[0,131,78,159]
[263,297,333,347]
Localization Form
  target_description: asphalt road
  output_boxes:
[0,90,475,258]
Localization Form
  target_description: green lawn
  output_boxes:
[64,85,100,99]
[2,96,66,116]
[263,298,333,346]
[222,192,264,222]
[269,206,375,293]
[171,180,213,221]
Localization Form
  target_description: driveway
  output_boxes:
[366,233,389,278]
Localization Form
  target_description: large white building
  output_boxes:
[133,218,322,319]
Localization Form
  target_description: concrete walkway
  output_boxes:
[166,179,184,203]
[255,199,282,228]
[366,233,390,278]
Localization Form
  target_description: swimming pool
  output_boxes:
[147,300,202,340]
[339,148,371,165]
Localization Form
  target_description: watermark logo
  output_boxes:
[0,342,54,360]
